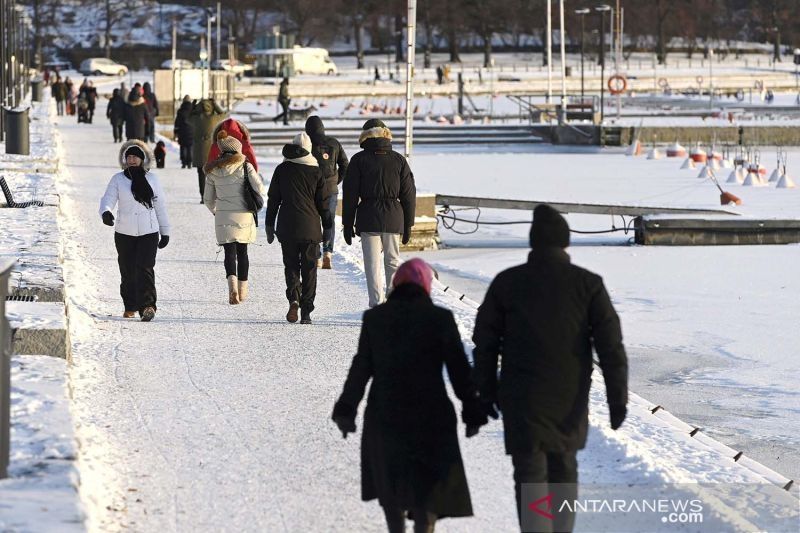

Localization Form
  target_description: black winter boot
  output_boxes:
[300,309,312,324]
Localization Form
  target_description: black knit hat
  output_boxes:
[362,118,387,130]
[124,145,146,161]
[530,204,570,249]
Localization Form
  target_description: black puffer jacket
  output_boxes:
[173,101,193,145]
[472,248,628,454]
[106,91,126,124]
[342,128,415,235]
[124,95,148,141]
[305,116,349,199]
[265,144,331,243]
[333,283,483,517]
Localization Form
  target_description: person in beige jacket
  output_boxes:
[203,130,266,304]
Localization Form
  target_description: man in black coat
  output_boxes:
[106,88,126,142]
[472,204,628,533]
[123,90,148,142]
[173,96,194,168]
[342,119,416,308]
[305,115,349,269]
[264,132,332,324]
[274,77,290,125]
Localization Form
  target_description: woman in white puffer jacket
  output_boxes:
[99,140,170,321]
[203,129,266,304]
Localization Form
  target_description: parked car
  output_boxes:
[211,59,254,74]
[43,57,72,71]
[161,59,194,70]
[79,57,128,76]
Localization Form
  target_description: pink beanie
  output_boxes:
[392,258,434,294]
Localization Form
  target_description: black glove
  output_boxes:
[402,227,411,245]
[466,425,480,438]
[102,211,115,226]
[265,225,275,244]
[343,226,354,246]
[462,397,488,439]
[609,404,627,430]
[158,235,169,249]
[332,415,356,439]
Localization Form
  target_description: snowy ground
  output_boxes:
[38,104,799,532]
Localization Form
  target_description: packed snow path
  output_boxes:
[54,115,793,532]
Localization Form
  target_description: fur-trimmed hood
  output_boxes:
[118,139,155,171]
[204,152,247,175]
[358,126,393,146]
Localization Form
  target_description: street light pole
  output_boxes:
[575,9,589,103]
[709,47,714,111]
[546,0,552,103]
[596,5,611,123]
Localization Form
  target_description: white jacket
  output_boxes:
[99,171,171,237]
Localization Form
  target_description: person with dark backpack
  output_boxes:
[472,204,628,533]
[264,132,332,324]
[305,115,348,269]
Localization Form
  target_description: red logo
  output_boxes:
[528,493,554,520]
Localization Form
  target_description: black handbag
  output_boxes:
[242,162,264,225]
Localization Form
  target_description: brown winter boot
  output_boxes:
[123,310,136,318]
[227,275,240,305]
[141,306,156,322]
[238,279,248,302]
[286,301,300,323]
[322,252,332,270]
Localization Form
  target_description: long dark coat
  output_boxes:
[342,128,415,235]
[106,93,126,124]
[333,284,478,517]
[472,248,628,454]
[123,97,148,141]
[173,101,194,145]
[265,145,329,243]
[189,99,227,168]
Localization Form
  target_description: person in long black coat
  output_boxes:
[106,89,126,142]
[173,96,193,168]
[124,90,148,142]
[142,82,159,142]
[333,258,487,533]
[472,204,628,533]
[264,132,331,324]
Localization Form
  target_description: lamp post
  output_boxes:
[199,40,208,98]
[708,47,714,111]
[575,8,590,103]
[596,4,611,123]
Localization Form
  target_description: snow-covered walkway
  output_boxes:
[54,115,796,532]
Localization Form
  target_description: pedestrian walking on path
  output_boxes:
[203,130,265,305]
[99,140,171,322]
[142,82,159,143]
[305,115,348,270]
[274,77,291,125]
[342,119,416,308]
[207,118,259,172]
[264,132,331,324]
[106,88,126,142]
[472,204,629,532]
[173,95,193,167]
[51,76,66,116]
[332,258,487,533]
[190,98,227,202]
[124,89,148,142]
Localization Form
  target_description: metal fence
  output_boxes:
[0,259,14,479]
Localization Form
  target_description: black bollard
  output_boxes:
[4,107,30,155]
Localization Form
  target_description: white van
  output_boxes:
[251,46,338,76]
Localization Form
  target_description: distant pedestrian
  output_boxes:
[436,65,444,85]
[99,140,170,322]
[142,82,159,142]
[83,80,98,123]
[472,204,628,533]
[51,76,66,116]
[342,119,416,308]
[189,98,227,202]
[274,77,290,125]
[374,66,381,82]
[264,132,331,324]
[124,89,148,141]
[64,76,75,114]
[203,130,265,305]
[305,115,348,270]
[173,95,193,168]
[106,88,126,142]
[119,81,129,102]
[332,258,487,533]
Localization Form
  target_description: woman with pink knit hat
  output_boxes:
[332,258,487,533]
[203,129,266,304]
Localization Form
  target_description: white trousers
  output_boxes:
[360,232,401,308]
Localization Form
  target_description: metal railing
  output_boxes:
[0,259,15,479]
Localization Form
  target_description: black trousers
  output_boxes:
[275,100,290,125]
[280,241,318,312]
[383,506,437,533]
[223,242,249,280]
[114,232,159,313]
[512,450,578,533]
[197,166,206,199]
[111,121,123,142]
[180,143,192,167]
